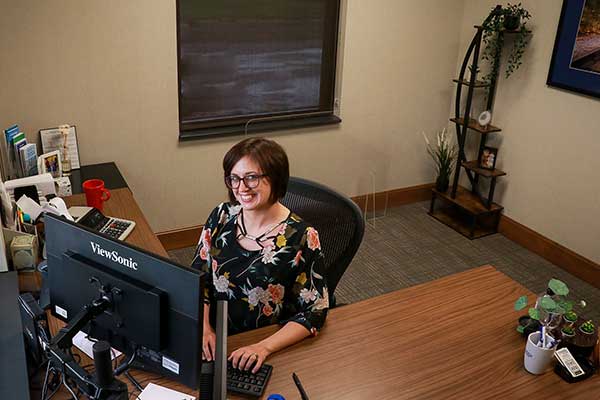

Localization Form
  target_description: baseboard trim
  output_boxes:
[157,183,434,251]
[499,215,600,289]
[351,183,434,213]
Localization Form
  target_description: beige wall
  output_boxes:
[457,1,600,263]
[0,0,464,233]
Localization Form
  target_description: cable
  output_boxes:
[62,372,79,400]
[43,368,61,400]
[114,350,137,376]
[41,361,51,399]
[124,370,144,392]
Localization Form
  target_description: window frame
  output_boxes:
[175,0,342,141]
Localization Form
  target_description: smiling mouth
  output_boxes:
[239,193,256,203]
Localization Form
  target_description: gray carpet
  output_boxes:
[169,201,600,324]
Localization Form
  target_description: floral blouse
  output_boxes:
[191,202,328,335]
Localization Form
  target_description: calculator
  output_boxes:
[68,206,136,241]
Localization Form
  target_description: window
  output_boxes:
[176,0,341,140]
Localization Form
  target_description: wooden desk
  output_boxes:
[225,266,599,400]
[39,247,600,397]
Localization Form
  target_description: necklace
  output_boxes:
[236,210,284,247]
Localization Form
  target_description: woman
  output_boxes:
[192,137,328,374]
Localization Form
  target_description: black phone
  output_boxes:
[14,185,40,204]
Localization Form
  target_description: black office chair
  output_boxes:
[281,177,365,308]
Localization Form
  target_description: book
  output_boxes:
[13,137,28,177]
[39,125,80,169]
[19,143,38,177]
[2,125,20,179]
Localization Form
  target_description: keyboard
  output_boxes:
[227,361,272,397]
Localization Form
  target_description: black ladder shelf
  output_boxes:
[430,7,510,239]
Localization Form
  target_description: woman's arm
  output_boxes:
[228,321,310,373]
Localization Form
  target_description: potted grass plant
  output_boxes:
[422,128,457,193]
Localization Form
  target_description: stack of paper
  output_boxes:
[138,383,195,400]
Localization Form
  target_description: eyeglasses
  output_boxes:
[224,174,266,189]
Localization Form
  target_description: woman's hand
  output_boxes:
[202,324,216,361]
[228,343,271,374]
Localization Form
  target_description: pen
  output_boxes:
[292,372,309,400]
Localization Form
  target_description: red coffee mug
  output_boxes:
[82,179,111,211]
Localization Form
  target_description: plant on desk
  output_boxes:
[561,325,575,338]
[514,278,583,335]
[422,128,457,193]
[580,320,595,335]
[563,310,577,326]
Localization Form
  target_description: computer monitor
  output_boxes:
[45,213,206,389]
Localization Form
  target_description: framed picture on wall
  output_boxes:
[547,0,600,99]
[479,146,498,170]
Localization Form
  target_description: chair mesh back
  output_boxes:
[281,177,365,306]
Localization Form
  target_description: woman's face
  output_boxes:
[230,156,272,211]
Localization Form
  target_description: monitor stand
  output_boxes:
[127,300,229,399]
[213,300,228,400]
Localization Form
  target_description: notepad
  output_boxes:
[138,383,195,400]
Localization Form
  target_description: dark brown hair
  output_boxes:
[223,137,289,204]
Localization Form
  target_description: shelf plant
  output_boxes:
[480,3,532,92]
[422,128,457,193]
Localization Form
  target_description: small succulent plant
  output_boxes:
[564,310,577,323]
[580,320,595,334]
[561,326,575,336]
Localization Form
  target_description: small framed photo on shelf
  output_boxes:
[479,146,498,170]
[38,150,62,178]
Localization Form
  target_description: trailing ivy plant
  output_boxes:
[480,3,532,93]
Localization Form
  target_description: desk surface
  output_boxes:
[79,266,597,400]
[38,242,600,398]
[223,265,600,400]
